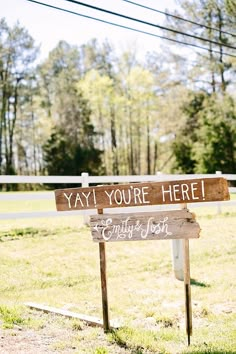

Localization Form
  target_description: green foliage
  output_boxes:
[93,347,109,354]
[39,41,104,183]
[108,327,168,353]
[0,209,236,352]
[172,92,236,173]
[0,18,38,179]
[172,138,196,173]
[0,305,25,329]
[193,94,236,173]
[172,92,205,173]
[43,127,103,188]
[0,11,236,180]
[0,227,56,241]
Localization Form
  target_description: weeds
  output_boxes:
[94,347,109,354]
[0,209,235,353]
[0,305,25,329]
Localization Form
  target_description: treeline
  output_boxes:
[0,0,236,185]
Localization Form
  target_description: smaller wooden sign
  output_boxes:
[90,210,200,243]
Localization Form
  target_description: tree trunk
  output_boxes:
[217,8,226,93]
[0,72,8,175]
[146,113,151,174]
[153,141,158,174]
[207,10,216,93]
[110,106,119,175]
[129,110,135,175]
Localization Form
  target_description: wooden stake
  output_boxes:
[183,238,192,345]
[182,204,192,345]
[98,208,110,332]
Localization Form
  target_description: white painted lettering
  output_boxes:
[142,186,150,204]
[191,182,199,200]
[161,185,173,202]
[63,193,73,209]
[105,190,114,205]
[181,184,190,201]
[201,180,205,200]
[114,189,123,205]
[101,218,113,241]
[133,187,142,204]
[74,193,84,208]
[81,192,91,207]
[100,216,173,241]
[173,184,181,201]
[93,189,97,207]
[141,217,154,238]
[122,189,131,205]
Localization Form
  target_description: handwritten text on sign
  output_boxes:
[54,177,229,211]
[90,210,200,242]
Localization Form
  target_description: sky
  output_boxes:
[1,0,179,62]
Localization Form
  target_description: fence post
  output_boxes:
[216,171,222,214]
[156,171,184,280]
[81,172,89,225]
[171,198,187,281]
[171,239,184,281]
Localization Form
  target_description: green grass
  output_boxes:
[0,194,235,353]
[0,191,55,213]
[0,305,26,329]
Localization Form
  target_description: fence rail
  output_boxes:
[1,172,235,281]
[0,172,235,220]
[0,172,236,184]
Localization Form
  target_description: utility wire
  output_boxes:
[26,0,236,58]
[123,0,236,38]
[62,0,236,51]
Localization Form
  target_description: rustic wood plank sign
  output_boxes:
[54,177,229,211]
[54,176,230,345]
[90,210,200,243]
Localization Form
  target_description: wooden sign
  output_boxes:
[54,176,229,345]
[90,210,200,242]
[55,177,229,211]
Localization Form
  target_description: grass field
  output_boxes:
[0,196,235,353]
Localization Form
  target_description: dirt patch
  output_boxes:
[0,315,130,354]
[0,326,76,354]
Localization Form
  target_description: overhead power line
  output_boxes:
[62,0,236,51]
[26,0,236,58]
[123,0,236,38]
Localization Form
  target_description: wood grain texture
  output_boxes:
[90,210,200,242]
[25,302,104,327]
[98,208,110,332]
[54,177,229,211]
[183,237,192,344]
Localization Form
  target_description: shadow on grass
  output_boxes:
[190,278,210,288]
[108,328,153,354]
[108,329,128,349]
[0,227,73,242]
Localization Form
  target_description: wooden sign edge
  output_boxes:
[90,209,201,243]
[54,177,230,211]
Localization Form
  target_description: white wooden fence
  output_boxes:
[0,171,235,220]
[0,172,235,281]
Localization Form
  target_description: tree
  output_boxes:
[172,92,236,173]
[164,0,236,94]
[0,18,38,177]
[43,126,103,189]
[79,38,116,78]
[193,94,236,173]
[39,42,103,182]
[171,92,205,173]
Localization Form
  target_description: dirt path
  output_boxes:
[0,327,76,354]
